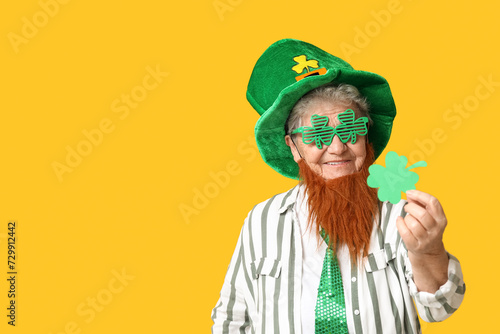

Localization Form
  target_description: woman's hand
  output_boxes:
[396,189,449,293]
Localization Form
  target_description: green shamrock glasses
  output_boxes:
[291,109,368,149]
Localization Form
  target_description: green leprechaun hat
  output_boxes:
[247,38,397,179]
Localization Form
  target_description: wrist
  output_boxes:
[408,249,449,293]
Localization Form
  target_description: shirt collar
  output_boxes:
[277,184,302,214]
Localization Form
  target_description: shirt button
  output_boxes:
[351,277,357,282]
[354,310,360,316]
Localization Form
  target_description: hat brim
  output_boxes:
[253,67,396,180]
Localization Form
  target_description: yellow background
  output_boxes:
[1,0,498,332]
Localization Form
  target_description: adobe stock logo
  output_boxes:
[7,0,72,54]
[179,135,258,224]
[47,268,134,334]
[213,0,244,21]
[408,74,499,163]
[339,0,407,62]
[52,65,169,182]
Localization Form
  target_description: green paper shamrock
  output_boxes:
[367,151,427,204]
[335,109,368,144]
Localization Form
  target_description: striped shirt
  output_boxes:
[212,185,465,333]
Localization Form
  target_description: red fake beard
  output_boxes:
[298,143,379,261]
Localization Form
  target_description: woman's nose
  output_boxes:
[326,135,347,154]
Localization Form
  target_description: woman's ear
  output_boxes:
[285,135,302,163]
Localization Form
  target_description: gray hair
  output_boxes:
[285,83,372,135]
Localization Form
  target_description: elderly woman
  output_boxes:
[212,39,464,334]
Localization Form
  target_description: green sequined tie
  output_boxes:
[315,232,349,334]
